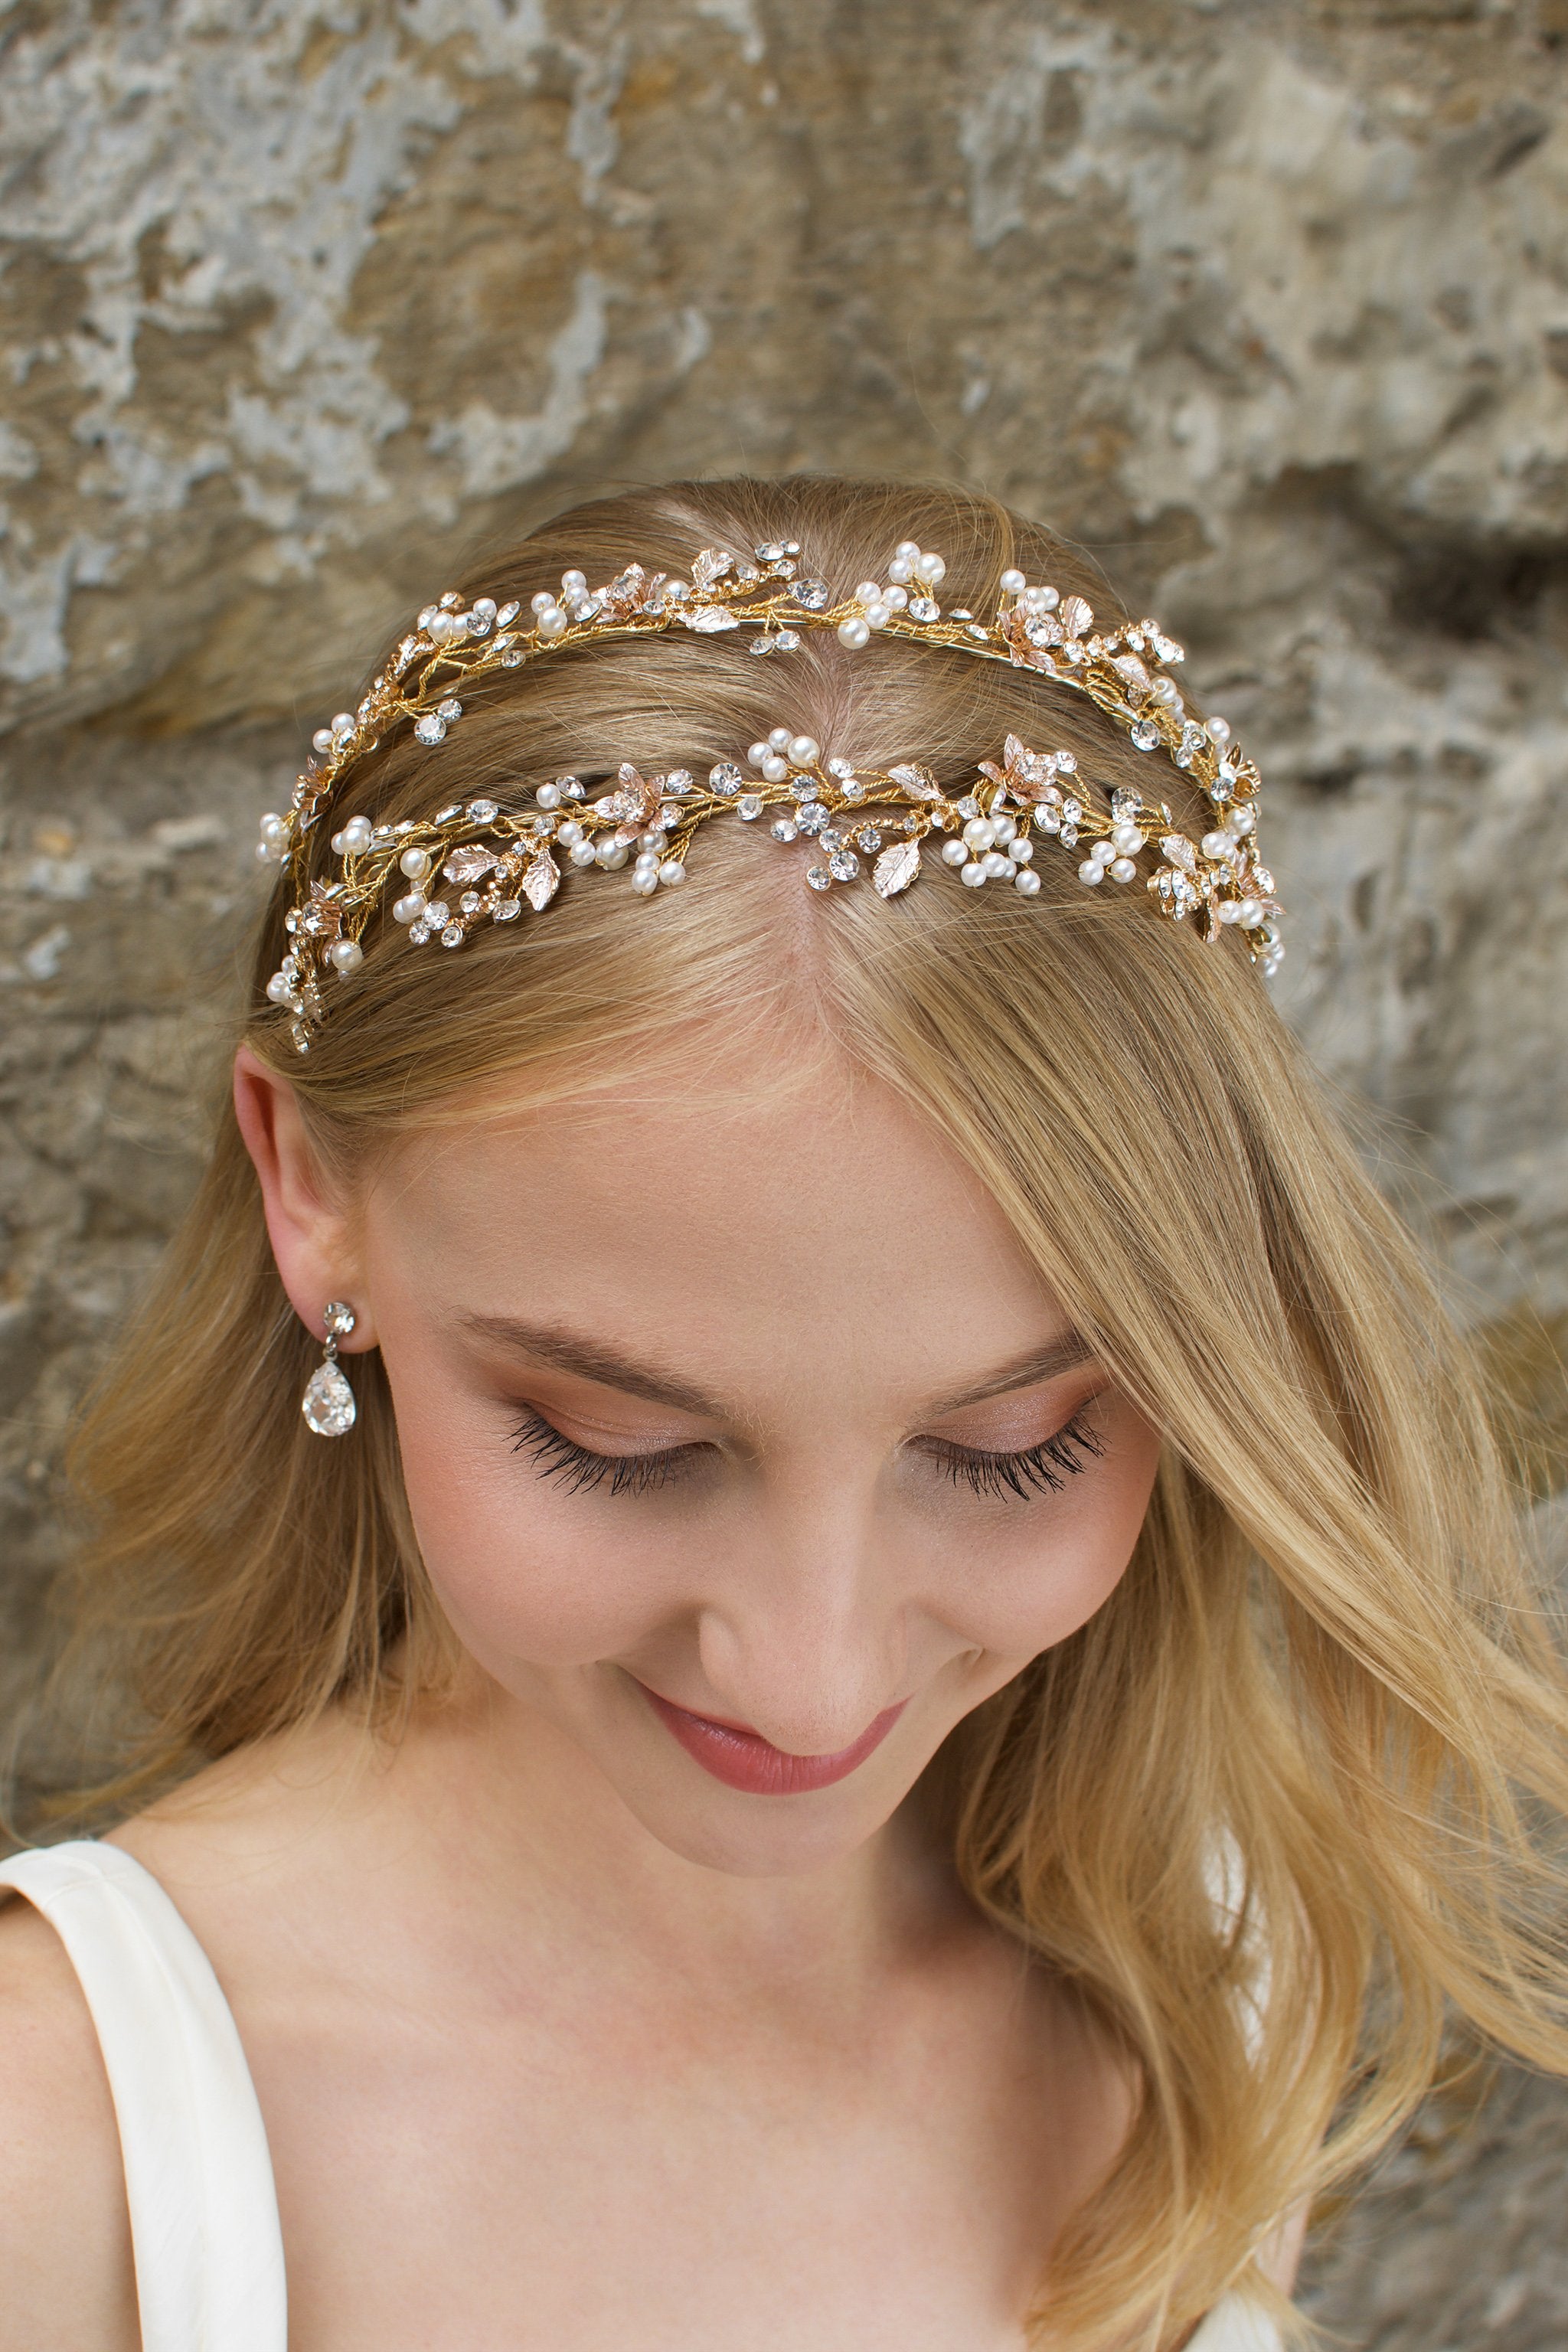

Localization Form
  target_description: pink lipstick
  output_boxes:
[640,1684,907,1795]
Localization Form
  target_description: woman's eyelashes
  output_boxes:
[508,1402,1109,1505]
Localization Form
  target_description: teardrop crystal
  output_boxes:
[302,1360,356,1437]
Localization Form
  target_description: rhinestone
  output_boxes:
[748,637,776,656]
[414,714,447,745]
[493,900,521,921]
[459,892,482,913]
[791,776,821,802]
[806,866,833,890]
[1061,799,1083,825]
[965,624,988,642]
[438,697,463,721]
[907,596,939,623]
[425,901,450,926]
[782,539,802,556]
[1129,718,1161,751]
[856,827,883,851]
[827,756,854,778]
[662,769,693,797]
[1060,825,1079,849]
[1112,789,1141,820]
[1174,722,1206,769]
[956,796,981,821]
[771,817,799,843]
[792,579,831,611]
[441,924,464,948]
[408,920,432,943]
[799,804,829,835]
[841,779,865,802]
[773,629,802,652]
[755,541,782,561]
[433,803,462,825]
[709,763,744,795]
[738,794,763,820]
[820,829,844,854]
[302,1361,356,1437]
[501,649,524,667]
[467,798,498,821]
[828,851,859,881]
[496,601,521,626]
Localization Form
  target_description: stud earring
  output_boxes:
[301,1300,358,1436]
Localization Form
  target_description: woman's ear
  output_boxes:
[233,1047,377,1351]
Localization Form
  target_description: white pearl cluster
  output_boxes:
[836,540,948,647]
[937,807,1040,896]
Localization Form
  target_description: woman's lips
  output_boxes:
[639,1684,908,1795]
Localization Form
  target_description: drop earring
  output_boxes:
[301,1301,358,1436]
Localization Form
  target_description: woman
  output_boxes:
[2,476,1564,2351]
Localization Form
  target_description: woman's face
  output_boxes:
[263,1044,1161,1877]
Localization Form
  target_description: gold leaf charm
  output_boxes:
[691,547,734,591]
[887,762,942,801]
[521,851,560,911]
[443,845,497,884]
[874,839,921,897]
[1060,595,1094,639]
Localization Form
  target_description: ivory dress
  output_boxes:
[0,1841,1282,2351]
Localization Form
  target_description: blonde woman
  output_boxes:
[2,479,1564,2352]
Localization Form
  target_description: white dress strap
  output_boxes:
[0,1838,287,2352]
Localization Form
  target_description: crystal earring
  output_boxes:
[301,1301,358,1437]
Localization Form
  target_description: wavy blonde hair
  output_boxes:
[51,478,1568,2348]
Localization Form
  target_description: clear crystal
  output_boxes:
[467,798,498,820]
[323,1301,356,1338]
[773,629,801,651]
[820,829,844,854]
[709,763,744,795]
[1111,789,1141,820]
[441,924,464,948]
[856,827,883,851]
[792,579,831,611]
[771,816,799,843]
[408,919,432,943]
[907,596,939,622]
[414,714,447,745]
[841,779,865,802]
[439,697,463,721]
[302,1360,356,1437]
[664,769,694,795]
[827,756,854,778]
[828,851,859,881]
[1129,717,1159,751]
[494,900,521,921]
[738,794,763,820]
[799,804,829,835]
[433,804,462,824]
[1061,799,1083,825]
[1060,825,1079,848]
[791,776,821,802]
[806,866,832,890]
[496,601,521,626]
[956,795,981,820]
[748,636,776,656]
[459,891,482,913]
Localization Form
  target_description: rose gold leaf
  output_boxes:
[887,761,942,801]
[691,548,734,591]
[684,605,739,633]
[1161,835,1197,873]
[443,846,498,884]
[521,851,560,912]
[1060,594,1094,640]
[874,839,922,898]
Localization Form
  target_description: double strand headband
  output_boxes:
[256,537,1282,1052]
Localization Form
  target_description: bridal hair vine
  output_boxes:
[256,537,1282,1052]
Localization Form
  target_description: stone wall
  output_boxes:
[2,3,1566,2340]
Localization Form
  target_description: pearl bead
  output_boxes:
[887,557,911,584]
[392,892,426,924]
[329,938,364,972]
[1109,857,1137,884]
[837,615,870,648]
[999,567,1026,595]
[472,597,496,621]
[1078,860,1104,886]
[399,846,431,879]
[537,607,567,639]
[915,551,946,585]
[880,583,908,610]
[1237,900,1263,927]
[568,841,596,869]
[561,570,586,593]
[856,580,882,607]
[1231,806,1256,835]
[341,816,373,853]
[761,753,789,782]
[330,831,346,855]
[658,860,686,884]
[266,972,292,1001]
[531,591,555,615]
[631,869,658,896]
[941,838,969,867]
[537,782,563,809]
[1206,717,1231,743]
[748,740,770,766]
[1111,824,1145,854]
[1091,840,1116,867]
[596,841,629,870]
[982,850,1011,880]
[960,861,987,887]
[633,854,658,878]
[895,540,922,563]
[260,812,285,841]
[557,821,584,846]
[1217,902,1241,925]
[312,728,333,754]
[1151,678,1181,704]
[864,603,890,630]
[1008,838,1034,863]
[991,814,1016,844]
[962,817,995,850]
[1014,866,1041,896]
[1200,831,1234,860]
[769,726,792,751]
[790,733,819,764]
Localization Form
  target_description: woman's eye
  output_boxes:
[918,1413,1106,1502]
[508,1408,707,1498]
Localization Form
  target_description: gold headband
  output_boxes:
[256,537,1281,1052]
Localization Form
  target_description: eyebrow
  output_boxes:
[459,1315,1099,1426]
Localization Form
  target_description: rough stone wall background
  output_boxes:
[2,2,1566,2341]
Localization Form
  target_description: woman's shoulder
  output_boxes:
[0,1886,139,2351]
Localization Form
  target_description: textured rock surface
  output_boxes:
[2,2,1566,2341]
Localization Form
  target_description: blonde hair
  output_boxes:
[52,478,1568,2348]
